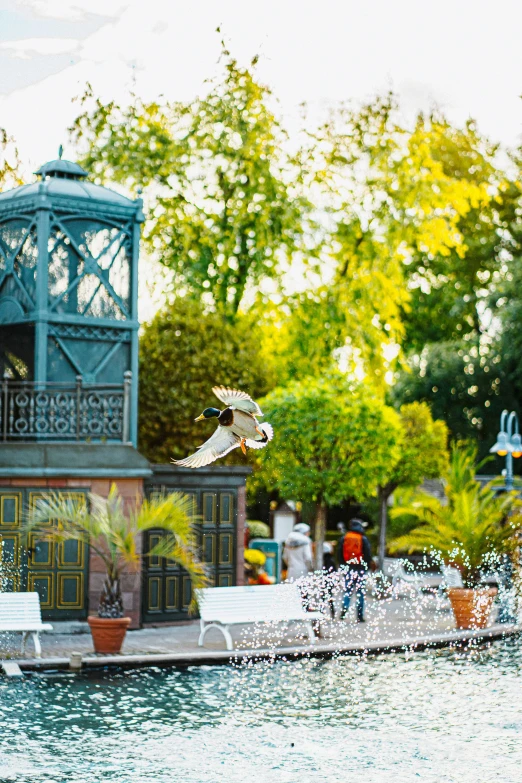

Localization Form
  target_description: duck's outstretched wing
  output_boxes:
[212,386,263,416]
[172,427,241,468]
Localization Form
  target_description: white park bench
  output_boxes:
[0,592,52,658]
[196,584,324,651]
[441,565,464,588]
[382,558,444,596]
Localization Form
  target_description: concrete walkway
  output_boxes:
[1,593,519,671]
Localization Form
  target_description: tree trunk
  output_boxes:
[378,486,388,571]
[314,501,327,571]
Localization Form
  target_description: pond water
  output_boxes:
[0,638,520,783]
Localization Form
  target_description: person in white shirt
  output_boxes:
[283,523,313,581]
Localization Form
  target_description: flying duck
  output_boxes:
[172,386,274,469]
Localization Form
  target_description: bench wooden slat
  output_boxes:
[0,609,44,619]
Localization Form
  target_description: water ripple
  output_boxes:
[0,638,521,782]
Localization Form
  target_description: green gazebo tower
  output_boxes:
[0,155,152,625]
[0,153,143,444]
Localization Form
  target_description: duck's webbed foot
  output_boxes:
[240,437,247,455]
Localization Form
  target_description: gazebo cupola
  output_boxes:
[0,151,143,446]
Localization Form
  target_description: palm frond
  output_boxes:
[24,484,207,615]
[388,445,520,586]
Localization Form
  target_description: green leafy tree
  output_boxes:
[491,210,522,408]
[0,128,22,191]
[389,444,519,586]
[246,520,270,539]
[26,485,207,616]
[70,50,309,320]
[391,140,520,445]
[399,121,514,353]
[266,98,499,387]
[256,377,402,568]
[138,296,276,463]
[391,339,518,462]
[377,402,449,567]
[315,96,486,261]
[70,62,517,404]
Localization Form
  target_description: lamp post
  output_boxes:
[489,410,522,491]
[489,410,520,624]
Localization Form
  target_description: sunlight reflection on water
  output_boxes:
[0,638,521,782]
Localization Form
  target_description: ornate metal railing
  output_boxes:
[0,372,132,443]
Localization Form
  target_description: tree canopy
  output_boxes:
[398,120,512,353]
[0,128,22,191]
[258,99,503,387]
[383,402,449,495]
[70,53,310,321]
[391,140,522,454]
[256,377,402,566]
[391,338,518,462]
[376,402,449,565]
[65,49,522,474]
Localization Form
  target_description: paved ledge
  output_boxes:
[46,621,90,635]
[0,443,152,478]
[5,623,520,672]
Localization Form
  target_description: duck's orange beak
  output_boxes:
[194,414,205,422]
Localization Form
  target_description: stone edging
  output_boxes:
[3,623,519,673]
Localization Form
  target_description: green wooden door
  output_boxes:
[201,491,235,588]
[142,490,236,623]
[0,491,22,592]
[0,488,88,620]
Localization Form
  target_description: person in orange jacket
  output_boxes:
[339,519,372,622]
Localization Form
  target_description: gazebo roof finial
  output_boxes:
[35,156,88,180]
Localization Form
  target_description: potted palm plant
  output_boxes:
[26,485,208,653]
[389,444,520,629]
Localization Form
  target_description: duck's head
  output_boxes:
[195,407,221,422]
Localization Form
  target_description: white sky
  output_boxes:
[1,0,522,318]
[1,0,522,169]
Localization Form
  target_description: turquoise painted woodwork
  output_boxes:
[249,539,282,583]
[0,155,143,446]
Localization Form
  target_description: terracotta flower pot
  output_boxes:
[448,587,497,630]
[88,616,131,654]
